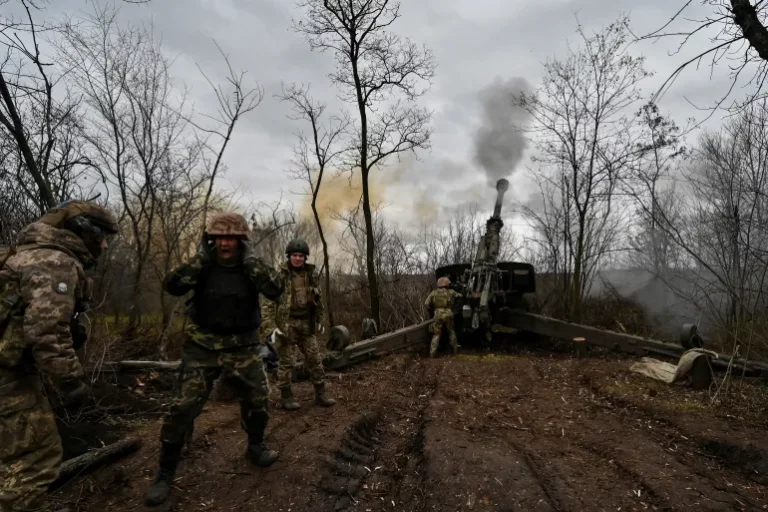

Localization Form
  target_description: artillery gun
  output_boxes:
[434,178,536,345]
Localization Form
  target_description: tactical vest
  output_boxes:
[432,289,454,309]
[289,270,311,318]
[190,261,261,335]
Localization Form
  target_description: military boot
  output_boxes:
[314,382,336,407]
[243,407,279,467]
[280,386,300,410]
[145,441,183,506]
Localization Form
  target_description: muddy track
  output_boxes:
[588,377,768,485]
[51,351,768,511]
[322,357,439,512]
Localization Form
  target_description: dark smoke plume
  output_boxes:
[473,77,532,187]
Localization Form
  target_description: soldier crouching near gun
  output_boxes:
[262,238,335,410]
[425,277,462,358]
[0,200,118,512]
[144,212,284,507]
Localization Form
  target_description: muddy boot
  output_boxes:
[244,407,279,467]
[314,382,336,407]
[280,386,300,411]
[145,441,183,506]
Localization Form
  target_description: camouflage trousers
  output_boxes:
[160,342,270,446]
[277,318,325,388]
[0,376,62,512]
[431,309,458,356]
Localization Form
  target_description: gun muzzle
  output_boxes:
[493,178,509,218]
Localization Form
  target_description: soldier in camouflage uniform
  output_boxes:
[0,200,118,512]
[145,212,284,507]
[425,277,462,357]
[261,239,335,410]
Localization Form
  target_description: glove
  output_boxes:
[196,233,215,263]
[71,315,88,350]
[256,342,280,373]
[242,240,260,267]
[269,328,283,344]
[60,379,89,408]
[316,323,325,334]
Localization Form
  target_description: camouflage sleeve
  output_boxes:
[260,293,277,338]
[164,255,205,296]
[21,258,84,387]
[246,258,284,301]
[424,291,434,308]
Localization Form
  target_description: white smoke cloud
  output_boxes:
[473,76,532,187]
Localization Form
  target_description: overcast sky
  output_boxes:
[11,0,744,233]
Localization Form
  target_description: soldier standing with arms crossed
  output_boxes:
[425,277,462,357]
[145,212,284,507]
[262,239,336,410]
[0,200,118,512]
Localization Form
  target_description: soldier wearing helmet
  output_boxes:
[145,211,284,507]
[260,238,336,410]
[424,276,463,357]
[0,200,118,512]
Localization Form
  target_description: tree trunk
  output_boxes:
[351,52,381,328]
[361,169,380,327]
[0,72,56,209]
[311,197,334,326]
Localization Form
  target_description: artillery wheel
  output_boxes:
[690,356,713,390]
[680,323,704,350]
[327,325,350,351]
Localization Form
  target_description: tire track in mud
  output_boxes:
[587,379,768,486]
[550,364,768,508]
[316,357,439,512]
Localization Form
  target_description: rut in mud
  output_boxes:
[51,347,768,512]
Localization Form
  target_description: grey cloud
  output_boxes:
[2,0,747,226]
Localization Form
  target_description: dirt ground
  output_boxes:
[49,341,768,511]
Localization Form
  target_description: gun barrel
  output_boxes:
[493,179,509,218]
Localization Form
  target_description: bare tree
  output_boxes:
[0,0,93,212]
[640,1,768,111]
[633,99,768,358]
[277,82,350,327]
[627,103,687,274]
[189,40,264,230]
[292,0,437,328]
[55,5,193,333]
[515,16,658,321]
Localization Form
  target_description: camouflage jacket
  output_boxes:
[0,222,92,412]
[260,262,324,336]
[163,250,284,350]
[425,288,462,314]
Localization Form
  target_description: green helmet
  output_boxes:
[285,238,310,256]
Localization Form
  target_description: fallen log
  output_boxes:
[100,360,181,371]
[55,436,141,485]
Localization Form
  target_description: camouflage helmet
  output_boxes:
[207,212,251,240]
[40,200,119,234]
[41,200,119,259]
[437,276,450,288]
[285,238,310,256]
